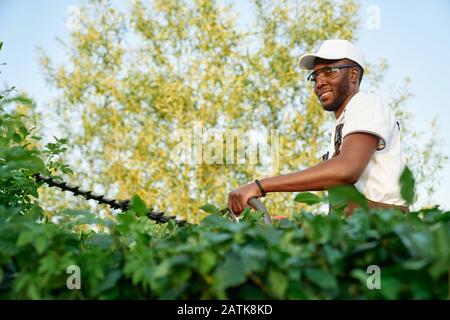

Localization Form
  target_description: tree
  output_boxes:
[38,0,446,221]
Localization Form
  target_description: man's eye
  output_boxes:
[323,68,333,76]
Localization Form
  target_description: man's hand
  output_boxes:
[228,182,262,216]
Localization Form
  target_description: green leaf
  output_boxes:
[89,234,113,250]
[92,269,122,296]
[410,278,432,299]
[213,254,246,290]
[249,225,283,246]
[17,231,34,247]
[130,195,147,216]
[328,185,368,211]
[294,192,321,205]
[433,223,450,258]
[202,231,232,244]
[34,235,48,254]
[201,214,227,226]
[239,207,253,221]
[38,254,58,274]
[399,166,415,204]
[350,269,368,285]
[19,126,28,139]
[268,269,288,299]
[196,252,217,274]
[60,164,73,174]
[312,216,332,243]
[74,214,104,226]
[380,276,403,300]
[200,204,221,215]
[31,135,42,141]
[401,259,429,270]
[305,268,338,290]
[240,245,266,273]
[323,245,343,265]
[7,96,33,106]
[395,225,434,258]
[13,132,22,143]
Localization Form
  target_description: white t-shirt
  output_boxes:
[325,91,407,206]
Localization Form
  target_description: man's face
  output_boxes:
[311,58,353,112]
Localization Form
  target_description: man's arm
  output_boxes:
[260,132,379,192]
[228,132,379,215]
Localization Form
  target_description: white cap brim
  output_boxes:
[297,54,322,70]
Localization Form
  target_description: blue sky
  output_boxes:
[1,0,449,209]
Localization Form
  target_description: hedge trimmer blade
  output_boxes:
[33,174,188,225]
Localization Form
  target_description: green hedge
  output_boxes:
[1,201,449,299]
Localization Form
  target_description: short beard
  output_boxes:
[323,100,341,112]
[322,76,351,112]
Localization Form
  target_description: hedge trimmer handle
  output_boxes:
[248,197,272,224]
[227,197,272,225]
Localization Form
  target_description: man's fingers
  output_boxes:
[228,192,240,216]
[228,190,251,216]
[237,193,246,215]
[234,194,243,216]
[232,203,242,216]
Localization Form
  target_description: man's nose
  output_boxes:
[315,75,326,88]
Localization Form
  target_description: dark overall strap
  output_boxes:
[321,123,344,161]
[333,123,344,157]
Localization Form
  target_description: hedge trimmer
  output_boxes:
[33,174,273,226]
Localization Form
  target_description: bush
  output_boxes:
[1,193,449,299]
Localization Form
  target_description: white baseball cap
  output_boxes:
[298,39,364,71]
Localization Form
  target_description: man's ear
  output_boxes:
[350,68,360,84]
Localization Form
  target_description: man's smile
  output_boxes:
[319,90,332,102]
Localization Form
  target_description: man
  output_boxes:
[228,39,408,216]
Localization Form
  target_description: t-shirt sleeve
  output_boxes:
[342,94,392,151]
